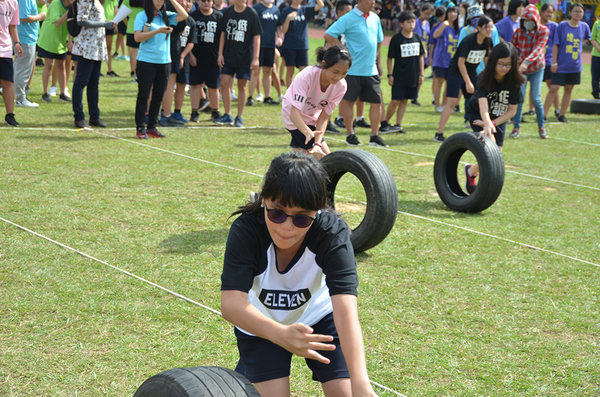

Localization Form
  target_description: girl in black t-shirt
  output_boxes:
[434,15,493,142]
[463,42,525,194]
[221,152,378,397]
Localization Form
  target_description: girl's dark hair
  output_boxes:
[446,6,459,34]
[420,3,433,12]
[316,45,353,69]
[478,42,525,92]
[145,0,170,40]
[507,0,525,16]
[540,3,554,12]
[231,152,329,219]
[570,2,585,12]
[435,6,446,18]
[475,15,493,54]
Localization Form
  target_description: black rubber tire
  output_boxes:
[570,99,600,114]
[133,366,262,397]
[320,149,398,253]
[433,131,504,213]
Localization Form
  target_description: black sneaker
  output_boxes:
[345,133,361,146]
[202,105,212,114]
[334,116,345,129]
[411,99,421,106]
[190,111,199,123]
[198,98,209,112]
[555,109,560,119]
[326,121,340,134]
[107,71,120,77]
[36,58,44,67]
[433,133,445,142]
[5,113,19,126]
[453,105,460,113]
[557,114,569,123]
[246,96,254,106]
[524,109,535,116]
[394,124,407,134]
[379,121,400,134]
[210,110,222,122]
[59,93,72,102]
[130,71,135,78]
[42,93,52,103]
[264,96,280,105]
[355,117,371,128]
[369,134,389,147]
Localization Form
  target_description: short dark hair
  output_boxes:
[335,0,351,14]
[507,0,525,16]
[435,6,446,18]
[398,10,416,23]
[316,45,353,69]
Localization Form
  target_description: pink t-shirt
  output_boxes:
[281,66,347,131]
[0,0,20,58]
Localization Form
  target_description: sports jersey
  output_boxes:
[388,31,425,87]
[414,17,430,65]
[281,65,347,130]
[495,15,519,43]
[553,21,591,74]
[432,24,458,69]
[592,20,600,58]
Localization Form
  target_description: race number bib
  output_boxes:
[466,49,486,64]
[400,42,420,57]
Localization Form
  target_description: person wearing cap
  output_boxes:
[458,4,500,75]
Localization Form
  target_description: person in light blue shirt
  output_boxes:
[14,0,45,107]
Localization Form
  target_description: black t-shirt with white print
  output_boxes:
[221,210,358,335]
[388,32,425,88]
[466,77,524,121]
[190,9,222,66]
[220,6,263,69]
[448,32,489,77]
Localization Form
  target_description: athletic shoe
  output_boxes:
[231,89,237,101]
[42,93,52,103]
[264,96,280,105]
[171,112,189,123]
[379,121,400,134]
[36,58,44,67]
[107,71,120,77]
[130,71,136,78]
[210,110,222,122]
[246,96,254,106]
[16,98,39,108]
[112,52,118,58]
[369,134,389,147]
[435,106,445,113]
[278,94,284,102]
[63,88,70,97]
[89,119,107,128]
[234,115,244,127]
[214,113,234,125]
[74,119,90,129]
[554,109,560,119]
[249,191,260,202]
[146,127,166,138]
[198,98,210,112]
[433,133,445,142]
[334,116,345,129]
[59,93,72,102]
[453,105,460,113]
[190,111,199,123]
[326,121,340,134]
[355,117,371,128]
[464,120,470,129]
[510,128,520,138]
[464,164,477,194]
[539,127,548,139]
[345,133,361,146]
[557,115,569,123]
[25,85,30,95]
[523,109,535,116]
[115,55,126,60]
[256,93,264,102]
[160,115,185,126]
[411,99,421,106]
[5,113,19,126]
[394,124,407,134]
[202,106,212,114]
[49,86,58,96]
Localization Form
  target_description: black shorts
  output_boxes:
[0,58,14,82]
[170,58,181,75]
[391,85,418,101]
[106,28,116,36]
[222,65,252,80]
[289,124,327,150]
[189,64,221,88]
[176,71,189,84]
[118,21,127,35]
[259,47,275,67]
[127,33,140,49]
[38,47,67,60]
[343,75,382,103]
[446,72,477,99]
[234,313,349,384]
[280,48,309,68]
[543,64,553,82]
[468,115,506,147]
[551,71,581,86]
[433,66,448,79]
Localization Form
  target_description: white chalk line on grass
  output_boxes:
[0,216,407,397]
[550,136,600,147]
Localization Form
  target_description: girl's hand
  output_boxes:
[551,64,557,73]
[304,129,323,145]
[190,53,197,67]
[309,145,326,160]
[158,26,173,34]
[518,62,527,73]
[217,54,225,67]
[465,81,475,94]
[279,323,336,364]
[287,11,298,20]
[387,75,394,86]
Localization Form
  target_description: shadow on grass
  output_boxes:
[159,228,230,255]
[398,199,485,219]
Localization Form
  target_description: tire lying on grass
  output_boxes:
[133,366,261,397]
[320,149,398,253]
[570,98,600,114]
[433,131,504,213]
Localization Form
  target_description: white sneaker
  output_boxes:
[49,86,58,96]
[256,93,264,102]
[231,89,237,101]
[435,106,445,113]
[64,87,70,96]
[278,94,284,102]
[16,98,40,108]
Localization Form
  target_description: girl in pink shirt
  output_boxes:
[281,45,351,159]
[0,0,23,126]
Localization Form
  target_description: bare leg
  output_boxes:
[437,97,460,134]
[340,99,355,135]
[559,84,574,116]
[2,80,15,114]
[254,377,290,397]
[369,102,381,136]
[322,378,352,397]
[42,58,53,94]
[237,78,248,116]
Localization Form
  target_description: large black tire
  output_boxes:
[320,149,398,253]
[570,99,600,114]
[133,366,261,397]
[433,132,504,213]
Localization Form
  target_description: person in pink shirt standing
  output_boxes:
[281,45,352,160]
[0,0,24,126]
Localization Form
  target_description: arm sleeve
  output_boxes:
[524,27,549,64]
[221,216,263,292]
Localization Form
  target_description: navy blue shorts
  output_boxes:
[551,71,581,86]
[433,66,448,79]
[118,21,127,35]
[280,48,309,68]
[543,64,553,82]
[0,58,14,82]
[177,70,189,84]
[234,312,349,384]
[468,115,505,147]
[127,33,140,49]
[222,65,252,81]
[189,64,221,88]
[391,85,418,101]
[38,47,67,60]
[289,124,327,150]
[170,58,180,75]
[105,28,116,36]
[446,72,476,99]
[259,47,276,67]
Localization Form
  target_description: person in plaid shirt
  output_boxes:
[509,4,549,139]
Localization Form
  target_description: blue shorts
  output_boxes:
[433,66,448,79]
[118,21,127,35]
[468,115,505,147]
[543,65,553,82]
[189,64,221,88]
[259,47,276,67]
[288,124,326,150]
[280,48,309,68]
[446,72,477,99]
[234,312,349,384]
[38,47,67,60]
[177,71,189,84]
[391,85,418,101]
[551,71,581,86]
[0,58,14,82]
[222,65,252,81]
[170,59,181,75]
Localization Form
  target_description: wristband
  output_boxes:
[313,142,322,148]
[552,63,558,66]
[14,42,20,45]
[491,119,496,127]
[387,74,393,77]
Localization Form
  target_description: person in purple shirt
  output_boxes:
[544,2,590,123]
[412,3,432,106]
[540,3,559,119]
[495,0,525,43]
[430,6,446,110]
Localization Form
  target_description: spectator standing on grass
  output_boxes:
[540,4,559,117]
[429,6,446,110]
[189,0,222,123]
[494,0,524,44]
[0,0,23,126]
[15,0,45,108]
[432,5,459,113]
[122,0,144,79]
[133,0,189,138]
[543,3,590,124]
[214,0,262,128]
[104,0,119,76]
[325,0,389,148]
[412,3,432,107]
[589,16,600,99]
[509,4,548,140]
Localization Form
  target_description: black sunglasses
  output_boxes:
[264,203,318,228]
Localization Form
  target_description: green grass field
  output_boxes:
[1,38,599,396]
